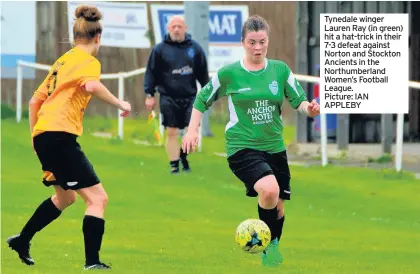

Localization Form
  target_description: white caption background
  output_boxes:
[320,13,409,114]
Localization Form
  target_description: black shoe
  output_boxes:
[170,167,180,174]
[7,234,35,266]
[84,262,112,270]
[181,160,191,172]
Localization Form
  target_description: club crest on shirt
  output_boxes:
[187,47,195,59]
[269,80,278,95]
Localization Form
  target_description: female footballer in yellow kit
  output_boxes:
[7,5,131,270]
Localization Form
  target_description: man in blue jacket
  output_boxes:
[144,15,209,174]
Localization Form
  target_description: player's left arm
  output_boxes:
[297,100,320,118]
[81,60,128,111]
[283,64,320,118]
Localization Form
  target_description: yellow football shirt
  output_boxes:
[32,47,101,138]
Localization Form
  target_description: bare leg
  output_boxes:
[166,127,181,172]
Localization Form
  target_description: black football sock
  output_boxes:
[83,215,105,265]
[180,148,188,162]
[258,204,278,241]
[179,148,190,170]
[20,197,62,242]
[274,215,285,241]
[170,160,180,171]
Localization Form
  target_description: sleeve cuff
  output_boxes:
[193,100,207,113]
[145,90,155,97]
[80,76,100,87]
[291,94,308,109]
[33,91,47,101]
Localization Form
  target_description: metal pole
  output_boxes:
[184,1,213,137]
[395,113,404,172]
[295,2,309,143]
[394,1,407,172]
[336,1,352,151]
[320,112,328,166]
[379,2,394,154]
[118,73,124,140]
[16,61,23,123]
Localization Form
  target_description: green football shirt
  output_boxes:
[194,58,308,157]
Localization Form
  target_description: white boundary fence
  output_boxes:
[15,60,420,171]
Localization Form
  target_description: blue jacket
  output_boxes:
[144,33,210,99]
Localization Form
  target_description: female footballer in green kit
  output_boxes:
[182,15,320,266]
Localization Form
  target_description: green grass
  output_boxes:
[1,117,420,274]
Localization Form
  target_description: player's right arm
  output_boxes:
[193,71,227,113]
[183,70,227,153]
[29,97,44,137]
[29,95,44,153]
[81,60,131,114]
[144,46,161,97]
[29,69,53,136]
[144,46,161,111]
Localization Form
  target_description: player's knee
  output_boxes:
[259,184,280,205]
[53,192,76,209]
[67,193,77,206]
[166,127,178,138]
[85,192,108,210]
[96,192,108,209]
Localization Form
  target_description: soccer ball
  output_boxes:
[235,219,271,254]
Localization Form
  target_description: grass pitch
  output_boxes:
[1,117,420,273]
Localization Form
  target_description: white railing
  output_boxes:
[16,60,204,151]
[15,60,420,171]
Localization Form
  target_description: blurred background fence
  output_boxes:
[1,1,297,123]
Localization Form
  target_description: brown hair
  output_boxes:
[73,5,103,43]
[241,15,270,42]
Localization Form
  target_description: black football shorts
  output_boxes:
[33,131,100,190]
[159,95,195,129]
[227,148,291,200]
